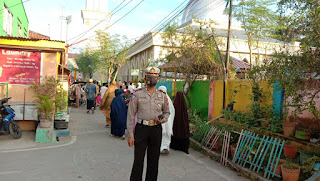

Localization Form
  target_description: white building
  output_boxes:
[117,0,300,81]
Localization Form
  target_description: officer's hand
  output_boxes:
[155,116,164,124]
[128,137,134,148]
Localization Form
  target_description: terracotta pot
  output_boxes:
[271,159,286,175]
[211,139,221,151]
[282,122,296,137]
[281,165,300,181]
[295,130,311,141]
[39,120,52,128]
[230,145,237,159]
[283,144,297,158]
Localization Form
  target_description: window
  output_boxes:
[17,19,22,37]
[3,4,13,36]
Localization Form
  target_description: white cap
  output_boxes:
[89,79,93,83]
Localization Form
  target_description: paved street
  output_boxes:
[0,106,248,181]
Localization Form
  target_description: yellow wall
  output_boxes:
[213,80,273,118]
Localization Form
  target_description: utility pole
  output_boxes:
[225,0,232,81]
[65,16,72,45]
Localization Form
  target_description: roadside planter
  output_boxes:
[283,141,297,158]
[282,122,296,137]
[281,163,300,181]
[295,129,311,141]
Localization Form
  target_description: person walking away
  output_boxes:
[158,86,175,154]
[85,79,97,114]
[100,81,117,127]
[100,83,108,99]
[94,81,100,109]
[75,83,82,108]
[128,82,135,90]
[137,80,142,88]
[127,67,170,181]
[170,91,190,154]
[110,89,127,139]
[118,80,123,88]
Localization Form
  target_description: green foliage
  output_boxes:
[302,156,320,173]
[29,76,66,119]
[277,0,320,47]
[34,95,54,119]
[133,78,138,88]
[283,162,300,170]
[75,50,99,79]
[259,49,320,119]
[161,21,224,110]
[232,0,279,64]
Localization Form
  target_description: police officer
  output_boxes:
[127,67,170,181]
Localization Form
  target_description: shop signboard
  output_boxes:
[0,49,41,85]
[131,69,139,76]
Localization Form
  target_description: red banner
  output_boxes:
[0,49,41,85]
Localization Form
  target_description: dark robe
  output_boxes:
[170,91,190,154]
[110,89,127,137]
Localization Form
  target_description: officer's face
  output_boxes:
[145,75,158,87]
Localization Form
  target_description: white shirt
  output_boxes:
[100,86,108,99]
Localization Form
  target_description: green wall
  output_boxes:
[0,0,29,37]
[176,81,210,118]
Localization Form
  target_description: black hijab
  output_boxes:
[173,91,190,139]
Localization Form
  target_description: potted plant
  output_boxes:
[281,162,301,181]
[283,140,298,158]
[295,127,312,141]
[299,147,317,165]
[282,114,297,137]
[271,159,286,176]
[30,76,58,128]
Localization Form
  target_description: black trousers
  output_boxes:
[130,124,162,181]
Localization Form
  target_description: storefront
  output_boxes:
[0,36,68,131]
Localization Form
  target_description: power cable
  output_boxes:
[68,0,131,42]
[72,0,145,45]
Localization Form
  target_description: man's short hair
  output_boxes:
[120,86,122,89]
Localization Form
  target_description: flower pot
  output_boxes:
[211,139,221,151]
[230,144,237,159]
[282,122,296,137]
[281,165,300,181]
[271,159,286,175]
[283,144,297,158]
[295,130,311,141]
[39,120,52,128]
[314,163,320,170]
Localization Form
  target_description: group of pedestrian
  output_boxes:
[74,67,190,180]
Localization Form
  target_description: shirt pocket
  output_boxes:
[154,99,163,111]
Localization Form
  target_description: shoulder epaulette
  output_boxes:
[159,89,167,95]
[134,88,143,92]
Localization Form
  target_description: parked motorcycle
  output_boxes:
[0,97,22,139]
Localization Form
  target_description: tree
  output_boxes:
[75,50,99,79]
[95,30,129,82]
[161,22,224,110]
[276,0,320,47]
[232,0,279,66]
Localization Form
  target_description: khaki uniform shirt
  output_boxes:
[127,88,170,138]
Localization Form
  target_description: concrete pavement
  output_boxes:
[0,106,249,181]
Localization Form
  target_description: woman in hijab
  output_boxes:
[158,86,175,154]
[170,91,190,154]
[110,89,127,139]
[100,81,117,127]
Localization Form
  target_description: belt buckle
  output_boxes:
[148,120,155,126]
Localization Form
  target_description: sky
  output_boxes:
[23,0,186,53]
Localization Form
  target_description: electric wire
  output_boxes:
[68,0,131,42]
[72,0,145,45]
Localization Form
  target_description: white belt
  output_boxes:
[137,119,157,126]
